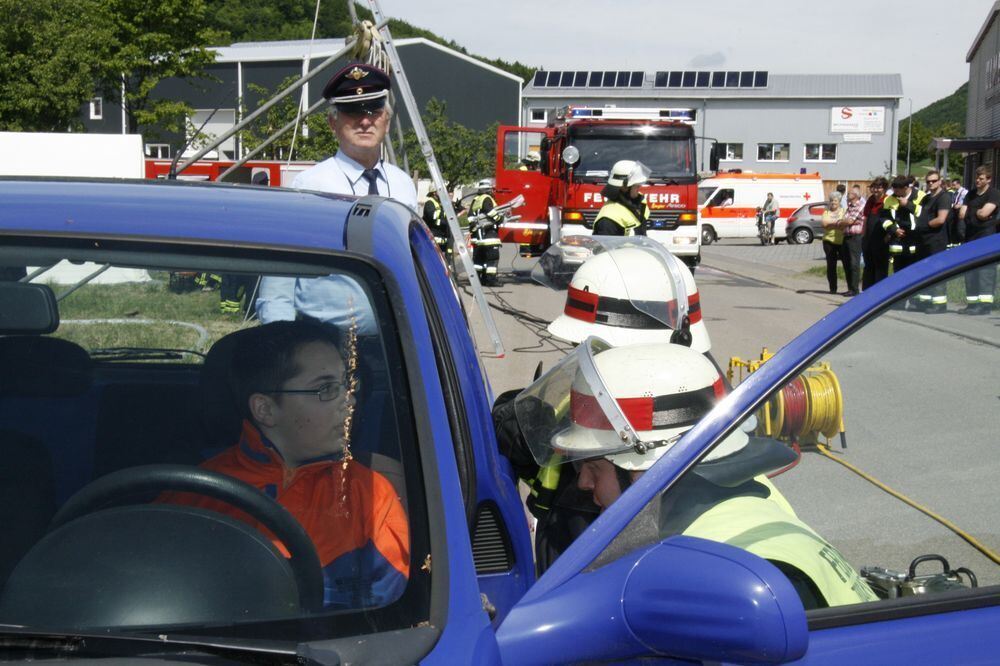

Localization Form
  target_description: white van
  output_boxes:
[697,173,825,243]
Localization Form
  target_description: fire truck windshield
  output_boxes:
[568,125,695,183]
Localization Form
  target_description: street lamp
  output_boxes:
[905,97,913,175]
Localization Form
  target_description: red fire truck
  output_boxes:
[494,106,716,269]
[145,159,312,187]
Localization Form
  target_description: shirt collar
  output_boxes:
[334,150,385,187]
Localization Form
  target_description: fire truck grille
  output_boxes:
[579,209,682,230]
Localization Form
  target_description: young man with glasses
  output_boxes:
[166,320,410,609]
[912,170,952,312]
[958,166,999,314]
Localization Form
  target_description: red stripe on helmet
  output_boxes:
[570,390,653,431]
[712,377,726,399]
[688,292,702,324]
[565,285,599,323]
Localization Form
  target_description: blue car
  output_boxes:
[0,178,997,664]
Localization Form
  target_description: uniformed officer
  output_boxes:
[422,188,449,249]
[880,175,926,277]
[513,340,878,609]
[592,160,650,236]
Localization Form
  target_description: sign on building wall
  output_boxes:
[830,106,885,133]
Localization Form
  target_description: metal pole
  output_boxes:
[907,98,913,173]
[365,0,506,357]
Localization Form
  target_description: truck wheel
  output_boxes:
[701,225,716,246]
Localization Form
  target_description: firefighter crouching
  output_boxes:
[880,175,926,277]
[505,339,877,609]
[592,160,650,236]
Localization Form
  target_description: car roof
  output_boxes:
[0,178,411,254]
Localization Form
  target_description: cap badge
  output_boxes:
[347,67,368,81]
[356,87,363,95]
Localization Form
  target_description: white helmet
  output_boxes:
[525,150,541,163]
[539,237,711,353]
[476,178,495,192]
[607,160,651,188]
[515,339,746,472]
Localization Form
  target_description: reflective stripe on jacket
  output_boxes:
[593,201,645,235]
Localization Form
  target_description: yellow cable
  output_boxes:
[815,443,1000,566]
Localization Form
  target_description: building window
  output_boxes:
[530,108,546,123]
[89,97,103,120]
[757,143,790,162]
[719,143,743,161]
[145,144,170,159]
[804,143,837,162]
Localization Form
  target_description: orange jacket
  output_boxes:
[164,421,409,608]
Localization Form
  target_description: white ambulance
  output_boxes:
[697,173,825,243]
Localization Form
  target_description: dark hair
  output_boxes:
[975,165,991,179]
[890,175,909,190]
[836,183,846,194]
[231,320,344,421]
[871,176,889,189]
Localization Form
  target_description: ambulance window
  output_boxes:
[708,189,733,207]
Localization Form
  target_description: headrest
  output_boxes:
[0,336,92,397]
[200,327,264,448]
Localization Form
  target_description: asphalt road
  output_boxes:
[461,239,1000,589]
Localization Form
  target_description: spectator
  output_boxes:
[958,166,999,314]
[947,177,969,247]
[821,192,848,295]
[862,177,889,289]
[842,186,865,295]
[836,183,847,210]
[912,169,952,312]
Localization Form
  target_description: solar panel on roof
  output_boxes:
[630,71,643,87]
[682,71,696,87]
[696,71,710,87]
[589,71,602,86]
[533,71,547,87]
[711,71,725,87]
[561,71,575,87]
[725,71,739,87]
[664,71,679,87]
[574,71,587,87]
[739,71,754,87]
[754,71,768,87]
[602,71,616,86]
[654,71,668,87]
[615,71,629,87]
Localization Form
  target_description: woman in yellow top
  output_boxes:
[821,192,849,295]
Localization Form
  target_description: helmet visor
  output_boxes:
[626,161,652,187]
[532,235,689,330]
[515,337,646,467]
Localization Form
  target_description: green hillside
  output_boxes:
[208,0,536,83]
[910,82,968,133]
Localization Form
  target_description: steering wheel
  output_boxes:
[51,464,324,612]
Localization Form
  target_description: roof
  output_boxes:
[523,73,902,100]
[968,1,1000,62]
[0,178,411,254]
[211,37,522,83]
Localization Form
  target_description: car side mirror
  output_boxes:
[497,535,807,665]
[709,144,720,172]
[0,281,59,334]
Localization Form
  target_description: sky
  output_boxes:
[377,0,993,117]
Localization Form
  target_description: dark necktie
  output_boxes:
[361,169,379,195]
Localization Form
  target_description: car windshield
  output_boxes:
[569,131,695,181]
[0,245,429,642]
[697,186,717,206]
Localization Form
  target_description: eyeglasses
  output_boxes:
[264,381,346,402]
[925,178,940,184]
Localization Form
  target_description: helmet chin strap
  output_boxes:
[669,315,693,347]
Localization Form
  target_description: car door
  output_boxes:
[496,236,1000,664]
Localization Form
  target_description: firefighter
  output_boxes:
[469,178,502,222]
[422,188,450,253]
[512,340,878,609]
[592,160,650,236]
[880,175,926,278]
[520,150,541,171]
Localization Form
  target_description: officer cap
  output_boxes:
[323,62,390,113]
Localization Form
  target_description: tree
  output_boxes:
[402,99,497,189]
[102,0,224,135]
[240,78,338,162]
[0,0,114,131]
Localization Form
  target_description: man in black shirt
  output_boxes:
[959,166,999,315]
[913,170,952,313]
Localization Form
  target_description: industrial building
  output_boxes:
[81,38,523,161]
[522,70,902,186]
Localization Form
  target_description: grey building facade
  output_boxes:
[522,71,902,185]
[956,1,1000,182]
[81,37,522,161]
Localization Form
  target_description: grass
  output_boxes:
[49,277,250,357]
